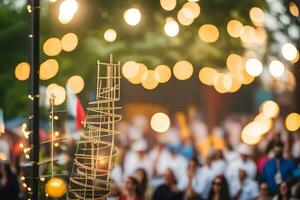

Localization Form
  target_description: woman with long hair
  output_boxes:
[207,175,230,200]
[119,176,143,200]
[135,168,151,199]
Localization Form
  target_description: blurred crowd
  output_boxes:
[0,107,300,200]
[108,107,300,200]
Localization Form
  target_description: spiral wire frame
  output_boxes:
[67,56,121,200]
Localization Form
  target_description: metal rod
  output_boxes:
[29,0,40,199]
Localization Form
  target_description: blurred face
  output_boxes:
[188,160,197,172]
[124,177,135,193]
[274,146,283,158]
[164,169,175,185]
[212,177,222,193]
[260,183,268,196]
[238,170,246,181]
[279,182,288,196]
[135,170,144,183]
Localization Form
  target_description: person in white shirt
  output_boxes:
[212,149,227,175]
[230,166,259,200]
[225,144,257,190]
[123,139,152,178]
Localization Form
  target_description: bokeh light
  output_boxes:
[43,38,62,56]
[58,0,78,24]
[46,84,66,105]
[226,54,243,72]
[150,112,170,133]
[241,121,262,145]
[260,100,280,118]
[104,28,117,42]
[254,114,273,134]
[122,61,140,79]
[198,24,219,43]
[173,60,193,80]
[141,70,159,90]
[128,63,148,84]
[281,43,298,61]
[242,69,255,85]
[285,113,300,132]
[40,59,59,80]
[67,75,85,94]
[160,0,176,11]
[182,2,200,19]
[227,20,243,38]
[269,60,285,78]
[164,18,179,37]
[198,67,218,86]
[245,58,263,77]
[228,73,242,93]
[177,9,194,26]
[289,2,299,17]
[213,73,233,93]
[124,8,141,26]
[15,62,30,81]
[249,7,264,27]
[61,33,78,52]
[155,65,171,83]
[240,25,255,44]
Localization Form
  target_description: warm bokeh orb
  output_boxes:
[245,58,263,77]
[124,8,141,26]
[285,113,300,132]
[269,60,285,78]
[61,33,78,52]
[281,43,298,61]
[15,62,30,81]
[260,100,280,118]
[155,65,171,83]
[160,0,176,11]
[173,60,193,80]
[67,75,85,94]
[164,18,179,37]
[43,38,62,56]
[122,61,140,79]
[104,28,117,42]
[40,59,59,80]
[226,54,243,72]
[198,24,219,43]
[249,7,265,26]
[151,112,171,133]
[46,84,66,105]
[141,70,159,90]
[128,63,148,84]
[198,67,218,86]
[227,20,243,38]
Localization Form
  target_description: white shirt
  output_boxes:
[149,147,172,176]
[230,178,259,200]
[123,150,152,177]
[197,165,217,199]
[168,154,188,190]
[212,159,227,175]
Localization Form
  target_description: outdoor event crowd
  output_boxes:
[0,107,300,200]
[108,108,300,200]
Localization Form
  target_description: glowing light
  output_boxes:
[241,69,255,85]
[291,52,299,64]
[245,58,263,77]
[46,84,66,105]
[160,0,176,11]
[40,59,59,80]
[61,33,78,52]
[173,60,193,80]
[182,2,200,19]
[198,67,218,86]
[58,0,78,24]
[43,38,62,56]
[260,100,280,118]
[240,26,256,44]
[0,153,6,161]
[226,54,243,72]
[269,60,285,78]
[164,18,179,37]
[151,112,170,133]
[281,43,298,61]
[67,75,85,94]
[255,27,268,44]
[285,113,300,132]
[45,178,67,198]
[124,8,141,26]
[104,28,117,42]
[15,62,30,81]
[227,20,243,38]
[177,10,194,26]
[241,122,262,145]
[198,24,219,43]
[128,63,148,84]
[141,70,159,90]
[228,73,242,93]
[254,114,273,134]
[289,2,299,17]
[249,7,264,26]
[122,61,140,79]
[155,65,172,83]
[213,73,233,93]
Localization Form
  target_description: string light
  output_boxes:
[124,8,141,26]
[164,17,179,37]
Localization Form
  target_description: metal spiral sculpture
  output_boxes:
[67,55,121,200]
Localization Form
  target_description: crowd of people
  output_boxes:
[0,108,299,200]
[107,109,300,200]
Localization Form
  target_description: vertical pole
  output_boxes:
[29,0,40,199]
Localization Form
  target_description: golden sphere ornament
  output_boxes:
[45,178,67,198]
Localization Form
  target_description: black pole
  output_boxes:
[29,0,40,199]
